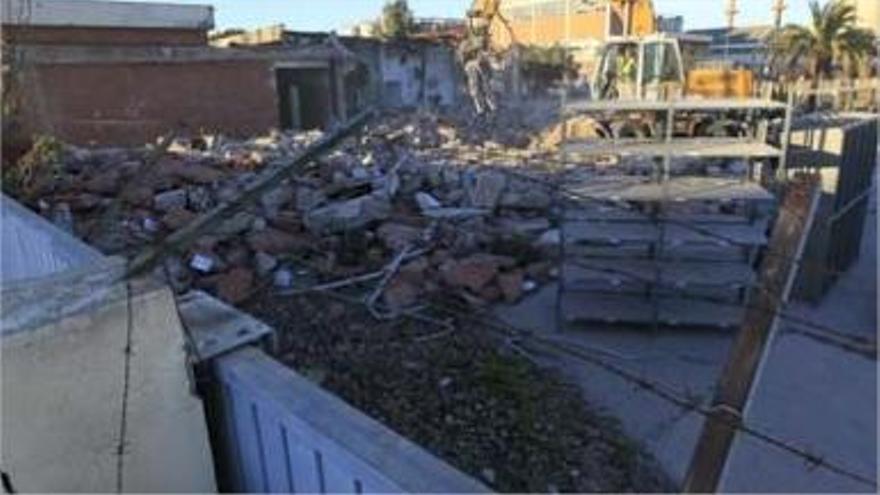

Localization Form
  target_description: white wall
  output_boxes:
[1,195,216,493]
[380,43,458,108]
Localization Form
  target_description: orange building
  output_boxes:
[489,0,658,73]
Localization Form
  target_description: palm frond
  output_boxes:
[777,0,874,79]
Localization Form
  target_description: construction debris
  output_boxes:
[9,111,563,308]
[8,107,771,315]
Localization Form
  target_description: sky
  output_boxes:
[136,0,815,32]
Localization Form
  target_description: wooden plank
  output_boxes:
[683,175,822,492]
[567,176,774,202]
[563,138,782,158]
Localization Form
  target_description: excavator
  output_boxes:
[462,0,760,133]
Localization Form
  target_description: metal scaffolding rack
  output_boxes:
[555,96,793,331]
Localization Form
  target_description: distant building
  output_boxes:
[656,15,683,34]
[481,0,655,75]
[1,0,356,145]
[845,0,879,34]
[213,28,461,111]
[687,25,774,71]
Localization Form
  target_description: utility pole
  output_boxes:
[772,0,787,30]
[768,0,787,81]
[724,0,738,61]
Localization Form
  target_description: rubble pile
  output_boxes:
[6,110,682,493]
[13,112,563,308]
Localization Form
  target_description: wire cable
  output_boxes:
[425,297,878,490]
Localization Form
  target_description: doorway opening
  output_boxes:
[275,68,333,131]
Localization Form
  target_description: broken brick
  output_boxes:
[383,275,421,310]
[207,267,254,304]
[246,228,305,255]
[498,270,525,303]
[440,257,499,292]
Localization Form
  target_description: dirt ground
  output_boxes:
[244,289,675,493]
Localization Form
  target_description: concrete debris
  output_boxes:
[295,186,327,212]
[422,207,489,220]
[153,188,187,212]
[305,194,391,234]
[216,211,256,238]
[415,191,442,211]
[273,268,295,288]
[187,186,214,212]
[161,208,197,230]
[536,229,561,248]
[466,171,507,210]
[189,253,219,273]
[377,222,424,251]
[142,217,160,234]
[20,112,569,305]
[254,251,279,276]
[175,163,226,184]
[246,228,304,255]
[499,189,553,210]
[260,185,295,219]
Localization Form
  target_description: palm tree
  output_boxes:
[777,0,876,80]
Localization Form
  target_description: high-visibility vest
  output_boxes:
[619,56,636,81]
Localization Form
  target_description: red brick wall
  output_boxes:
[19,60,279,146]
[2,26,207,46]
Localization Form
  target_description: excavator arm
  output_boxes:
[467,0,517,46]
[609,0,657,37]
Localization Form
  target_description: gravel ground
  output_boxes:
[244,290,675,493]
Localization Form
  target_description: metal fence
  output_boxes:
[206,346,488,493]
[790,114,878,301]
[760,78,880,113]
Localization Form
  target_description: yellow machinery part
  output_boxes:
[618,0,657,37]
[685,68,754,99]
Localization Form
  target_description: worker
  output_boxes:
[616,47,637,98]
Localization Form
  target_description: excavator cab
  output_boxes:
[593,35,686,101]
[594,33,754,101]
